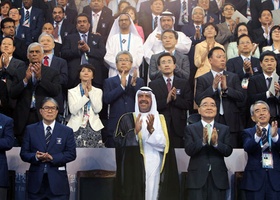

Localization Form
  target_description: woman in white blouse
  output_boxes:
[67,64,104,147]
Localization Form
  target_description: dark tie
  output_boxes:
[182,0,187,24]
[154,16,158,30]
[167,78,171,92]
[24,10,30,26]
[43,56,49,66]
[267,77,272,89]
[46,126,52,146]
[261,128,268,148]
[53,22,59,40]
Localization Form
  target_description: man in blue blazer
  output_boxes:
[241,100,280,199]
[0,113,14,200]
[103,51,144,147]
[19,0,44,44]
[185,96,232,199]
[20,97,76,199]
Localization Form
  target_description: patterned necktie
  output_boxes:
[182,0,188,24]
[267,77,272,89]
[261,128,268,149]
[46,126,52,146]
[81,34,88,64]
[206,123,211,144]
[24,10,30,27]
[154,16,158,30]
[53,22,59,40]
[167,78,172,92]
[92,13,99,33]
[43,56,49,66]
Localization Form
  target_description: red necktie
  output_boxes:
[44,56,49,66]
[167,78,171,92]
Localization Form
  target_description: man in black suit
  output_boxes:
[227,34,262,82]
[0,17,28,62]
[149,53,192,147]
[197,0,219,24]
[10,42,61,144]
[51,5,76,45]
[185,96,233,199]
[39,32,68,121]
[138,0,164,40]
[0,37,26,117]
[195,46,245,148]
[82,0,114,43]
[61,13,107,89]
[247,51,280,127]
[19,0,44,44]
[252,9,273,53]
[0,113,14,200]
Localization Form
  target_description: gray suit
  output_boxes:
[149,50,190,81]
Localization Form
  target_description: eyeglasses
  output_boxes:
[41,106,57,112]
[118,59,131,62]
[4,26,15,29]
[199,103,216,108]
[223,8,234,11]
[272,30,280,34]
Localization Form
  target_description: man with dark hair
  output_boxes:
[247,51,280,127]
[20,97,76,199]
[0,17,27,61]
[185,96,232,199]
[61,13,107,89]
[149,52,192,147]
[195,46,245,147]
[115,86,180,200]
[149,29,190,81]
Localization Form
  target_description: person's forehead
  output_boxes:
[43,101,56,107]
[201,97,215,104]
[160,16,173,21]
[162,32,175,37]
[224,5,233,9]
[119,54,129,58]
[43,24,53,29]
[54,7,63,12]
[138,92,152,97]
[40,35,53,41]
[30,45,41,51]
[77,16,88,22]
[2,37,13,44]
[9,8,19,13]
[119,14,129,20]
[263,55,275,60]
[213,49,225,55]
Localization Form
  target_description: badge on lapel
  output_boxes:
[56,138,62,144]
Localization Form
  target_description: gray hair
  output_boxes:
[27,42,44,56]
[115,50,133,63]
[38,32,55,43]
[41,97,59,109]
[250,100,270,116]
[192,6,205,16]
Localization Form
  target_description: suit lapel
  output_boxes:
[37,122,47,150]
[47,122,59,150]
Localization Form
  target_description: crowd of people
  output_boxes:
[1,0,280,199]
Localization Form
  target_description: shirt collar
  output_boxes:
[201,119,214,127]
[43,120,56,134]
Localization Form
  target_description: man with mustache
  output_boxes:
[114,86,180,200]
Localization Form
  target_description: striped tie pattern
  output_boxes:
[24,10,30,27]
[46,126,52,146]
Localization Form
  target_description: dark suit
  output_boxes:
[10,65,61,140]
[0,114,14,190]
[82,6,114,43]
[48,56,68,114]
[241,126,280,199]
[138,13,153,40]
[184,121,232,199]
[20,121,76,197]
[61,32,107,89]
[103,75,144,147]
[15,24,33,48]
[149,76,193,147]
[208,0,222,23]
[0,57,26,116]
[19,7,44,43]
[247,74,280,124]
[0,36,28,62]
[195,71,245,147]
[165,0,197,30]
[252,27,270,53]
[149,50,190,81]
[50,19,76,45]
[226,56,262,81]
[64,7,78,25]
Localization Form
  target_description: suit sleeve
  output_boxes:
[184,125,204,157]
[0,116,14,151]
[39,69,61,97]
[195,76,217,105]
[149,55,160,81]
[174,54,190,81]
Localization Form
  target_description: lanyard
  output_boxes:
[80,84,91,112]
[119,33,131,51]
